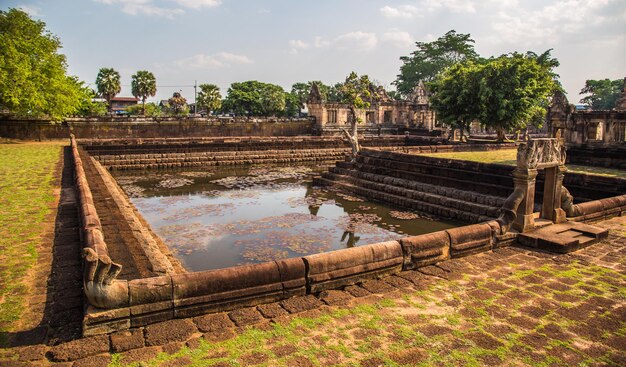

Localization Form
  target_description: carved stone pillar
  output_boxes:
[541,165,567,223]
[512,168,538,233]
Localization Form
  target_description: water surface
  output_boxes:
[114,165,460,271]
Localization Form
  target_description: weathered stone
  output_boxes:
[193,312,235,333]
[119,346,161,364]
[280,295,324,314]
[257,303,289,318]
[48,335,110,362]
[144,319,197,346]
[72,354,111,367]
[228,307,265,326]
[110,329,145,352]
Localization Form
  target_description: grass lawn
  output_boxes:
[420,149,626,179]
[0,141,64,343]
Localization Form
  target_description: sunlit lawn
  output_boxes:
[420,149,626,179]
[0,141,64,344]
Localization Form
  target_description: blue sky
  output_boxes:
[5,0,626,103]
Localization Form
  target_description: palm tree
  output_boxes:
[131,70,157,115]
[95,68,121,113]
[196,83,222,115]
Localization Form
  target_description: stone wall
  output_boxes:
[0,118,315,140]
[566,144,626,169]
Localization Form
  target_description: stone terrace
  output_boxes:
[4,215,626,366]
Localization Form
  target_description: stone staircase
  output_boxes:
[315,150,514,224]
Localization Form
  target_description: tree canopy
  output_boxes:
[96,67,121,112]
[395,30,479,97]
[429,52,558,140]
[579,78,625,110]
[222,81,287,116]
[131,70,157,115]
[196,83,222,114]
[338,72,377,157]
[167,92,188,116]
[0,8,90,120]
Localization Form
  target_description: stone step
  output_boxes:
[315,176,493,223]
[517,221,609,253]
[329,166,506,208]
[321,171,499,218]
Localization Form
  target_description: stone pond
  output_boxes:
[114,164,459,271]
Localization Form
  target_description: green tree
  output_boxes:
[0,8,89,120]
[196,83,222,115]
[395,30,479,97]
[284,92,300,117]
[579,78,625,110]
[75,86,107,117]
[338,72,377,159]
[222,81,286,116]
[167,92,188,116]
[126,102,161,117]
[131,70,157,115]
[95,67,121,113]
[429,61,483,141]
[477,53,557,141]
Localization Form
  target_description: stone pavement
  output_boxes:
[0,214,624,366]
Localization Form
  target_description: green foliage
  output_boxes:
[222,80,287,116]
[75,86,107,117]
[478,53,557,139]
[339,71,374,119]
[167,92,188,116]
[284,92,300,117]
[196,83,222,114]
[131,70,157,114]
[125,102,161,117]
[429,60,483,139]
[579,78,624,110]
[95,67,121,111]
[0,9,90,120]
[395,30,479,97]
[430,52,558,140]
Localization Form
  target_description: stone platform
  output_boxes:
[518,221,609,253]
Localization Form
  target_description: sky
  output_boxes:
[5,0,626,104]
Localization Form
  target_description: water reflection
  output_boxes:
[114,164,460,272]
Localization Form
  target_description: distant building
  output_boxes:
[110,97,139,114]
[306,81,438,135]
[548,78,626,145]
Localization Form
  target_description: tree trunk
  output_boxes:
[342,107,360,161]
[142,98,146,115]
[496,126,506,142]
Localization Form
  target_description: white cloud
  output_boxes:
[174,52,253,69]
[95,0,183,17]
[380,5,421,19]
[94,0,222,17]
[490,0,615,45]
[288,40,310,54]
[171,0,221,9]
[333,31,378,51]
[17,5,42,16]
[314,36,330,48]
[382,30,414,48]
[422,0,476,13]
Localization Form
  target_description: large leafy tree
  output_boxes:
[579,78,625,110]
[395,30,479,97]
[0,8,89,120]
[196,83,222,114]
[478,53,557,140]
[429,61,483,141]
[222,81,286,116]
[131,70,157,115]
[429,52,558,141]
[95,67,121,113]
[338,72,376,159]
